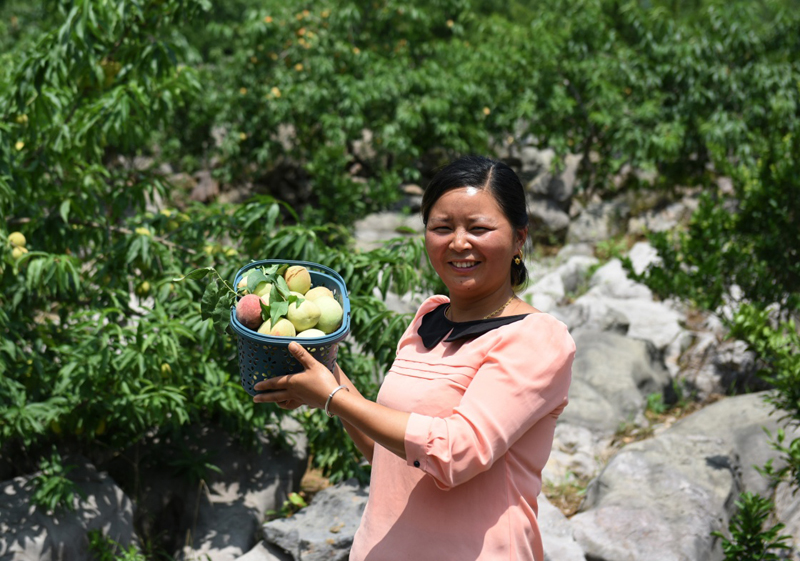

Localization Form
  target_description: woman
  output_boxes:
[254,155,575,560]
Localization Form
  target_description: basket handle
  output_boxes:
[235,259,348,289]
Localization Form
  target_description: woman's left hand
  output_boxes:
[252,342,339,411]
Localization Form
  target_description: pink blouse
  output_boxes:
[350,296,575,561]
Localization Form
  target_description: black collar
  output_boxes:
[417,303,528,349]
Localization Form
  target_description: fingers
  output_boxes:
[288,341,316,368]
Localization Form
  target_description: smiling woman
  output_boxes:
[252,155,576,561]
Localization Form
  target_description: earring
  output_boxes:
[514,254,522,266]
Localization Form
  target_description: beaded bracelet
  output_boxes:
[325,385,349,418]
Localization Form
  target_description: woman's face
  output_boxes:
[425,187,525,302]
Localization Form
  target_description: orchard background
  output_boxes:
[1,0,799,557]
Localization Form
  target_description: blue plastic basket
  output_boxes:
[230,259,351,396]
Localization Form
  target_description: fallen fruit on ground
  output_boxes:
[236,293,264,330]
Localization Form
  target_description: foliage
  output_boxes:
[712,491,791,561]
[30,449,84,512]
[635,129,800,312]
[87,529,146,561]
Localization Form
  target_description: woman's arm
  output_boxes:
[253,342,410,462]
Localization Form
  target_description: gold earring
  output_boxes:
[514,255,522,266]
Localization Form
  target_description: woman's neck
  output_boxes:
[446,291,518,322]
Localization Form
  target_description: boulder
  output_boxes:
[0,455,138,561]
[571,433,738,561]
[352,212,424,252]
[104,419,307,561]
[559,329,672,435]
[569,392,798,561]
[262,479,368,561]
[539,495,587,561]
[528,199,571,244]
[566,200,630,244]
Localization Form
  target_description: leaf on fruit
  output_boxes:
[246,269,268,294]
[259,299,270,321]
[269,300,289,327]
[174,267,214,282]
[274,275,291,300]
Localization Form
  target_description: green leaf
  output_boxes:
[174,267,213,282]
[200,280,221,320]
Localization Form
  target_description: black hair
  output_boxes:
[421,155,529,288]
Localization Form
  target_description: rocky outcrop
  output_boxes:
[0,456,138,560]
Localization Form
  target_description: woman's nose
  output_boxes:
[451,228,471,251]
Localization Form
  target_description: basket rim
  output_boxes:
[230,259,351,345]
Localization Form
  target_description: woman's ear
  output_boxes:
[516,227,528,253]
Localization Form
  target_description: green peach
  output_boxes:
[287,298,321,332]
[269,318,297,337]
[314,296,343,334]
[304,286,334,301]
[284,265,312,294]
[296,328,326,338]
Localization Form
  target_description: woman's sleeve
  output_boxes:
[403,316,575,490]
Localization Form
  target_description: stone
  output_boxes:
[103,419,307,561]
[0,456,138,561]
[567,200,631,244]
[353,212,424,252]
[527,199,571,244]
[571,433,738,561]
[539,495,587,561]
[558,329,672,436]
[191,170,220,203]
[262,479,368,561]
[627,241,662,276]
[569,392,799,561]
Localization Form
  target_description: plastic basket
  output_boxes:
[230,259,351,396]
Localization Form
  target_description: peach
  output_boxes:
[235,294,264,330]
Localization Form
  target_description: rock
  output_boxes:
[559,329,672,435]
[567,200,631,244]
[522,271,565,303]
[555,255,599,295]
[0,455,138,560]
[539,495,587,561]
[587,259,653,300]
[177,419,308,561]
[544,423,604,484]
[668,392,795,497]
[570,433,738,561]
[191,170,220,203]
[679,336,768,400]
[774,480,800,554]
[352,212,424,252]
[572,293,685,352]
[569,392,798,561]
[550,301,630,335]
[104,419,307,561]
[262,479,368,561]
[528,153,582,208]
[528,199,571,244]
[627,201,694,236]
[557,243,595,260]
[627,241,662,276]
[236,542,293,561]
